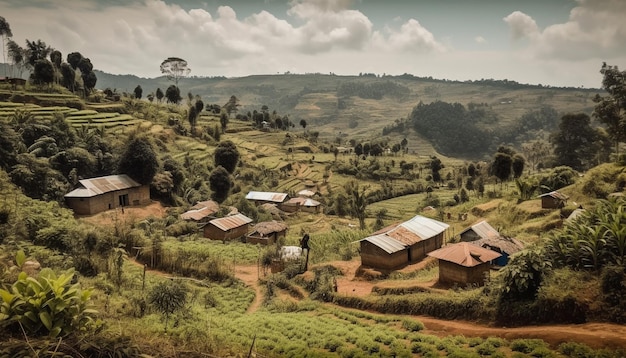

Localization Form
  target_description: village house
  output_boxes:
[64,174,150,215]
[539,191,569,209]
[281,197,322,213]
[180,200,220,223]
[458,220,524,266]
[246,220,288,245]
[245,191,289,209]
[428,242,501,286]
[203,213,252,241]
[358,215,449,270]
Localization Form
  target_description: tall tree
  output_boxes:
[0,16,13,77]
[25,39,52,69]
[208,166,232,203]
[550,113,598,171]
[49,50,62,84]
[155,88,164,103]
[213,140,240,174]
[165,85,181,104]
[117,135,159,185]
[492,150,513,188]
[344,180,369,230]
[160,57,190,86]
[134,85,143,99]
[223,95,240,117]
[66,52,83,70]
[299,119,307,131]
[187,106,198,134]
[31,59,54,86]
[594,63,626,161]
[7,39,25,78]
[429,156,443,183]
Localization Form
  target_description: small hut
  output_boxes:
[459,221,501,242]
[180,200,220,223]
[428,242,501,286]
[247,221,288,245]
[203,213,252,241]
[539,191,568,209]
[282,197,322,213]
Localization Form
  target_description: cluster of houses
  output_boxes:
[66,174,572,287]
[358,215,525,286]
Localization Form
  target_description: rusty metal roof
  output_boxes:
[245,191,288,203]
[180,206,215,221]
[459,220,501,241]
[208,213,252,231]
[65,174,141,198]
[388,215,449,244]
[428,242,501,267]
[538,191,569,200]
[360,234,406,254]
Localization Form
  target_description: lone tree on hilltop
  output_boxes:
[160,57,190,86]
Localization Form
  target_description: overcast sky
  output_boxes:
[2,0,625,88]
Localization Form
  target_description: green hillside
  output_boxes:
[1,76,625,358]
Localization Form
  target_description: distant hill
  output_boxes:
[2,63,601,159]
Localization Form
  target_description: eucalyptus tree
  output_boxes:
[160,57,191,86]
[0,16,13,77]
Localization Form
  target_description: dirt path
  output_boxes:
[234,264,264,313]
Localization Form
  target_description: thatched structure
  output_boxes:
[247,220,288,245]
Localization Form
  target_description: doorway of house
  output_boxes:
[118,194,129,207]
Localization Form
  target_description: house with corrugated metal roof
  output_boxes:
[428,242,501,286]
[358,215,450,270]
[459,220,524,266]
[180,200,220,222]
[538,190,568,209]
[282,197,322,213]
[245,191,289,207]
[64,174,150,215]
[203,213,253,241]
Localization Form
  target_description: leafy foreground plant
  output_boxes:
[0,264,99,338]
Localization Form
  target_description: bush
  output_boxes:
[0,267,99,338]
[401,319,425,332]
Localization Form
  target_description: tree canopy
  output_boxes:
[160,57,191,86]
[214,140,240,174]
[117,136,159,185]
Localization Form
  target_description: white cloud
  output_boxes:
[503,11,539,41]
[505,0,626,62]
[377,19,446,53]
[474,36,487,45]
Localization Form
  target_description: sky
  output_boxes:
[1,0,625,88]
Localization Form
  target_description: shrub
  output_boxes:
[0,267,99,338]
[510,339,548,354]
[401,319,425,332]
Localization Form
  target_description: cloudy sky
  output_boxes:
[2,0,625,88]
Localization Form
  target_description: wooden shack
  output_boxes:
[247,220,288,245]
[359,234,408,270]
[358,215,449,270]
[428,242,501,286]
[203,213,252,241]
[64,174,150,215]
[539,191,568,209]
[180,200,220,223]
